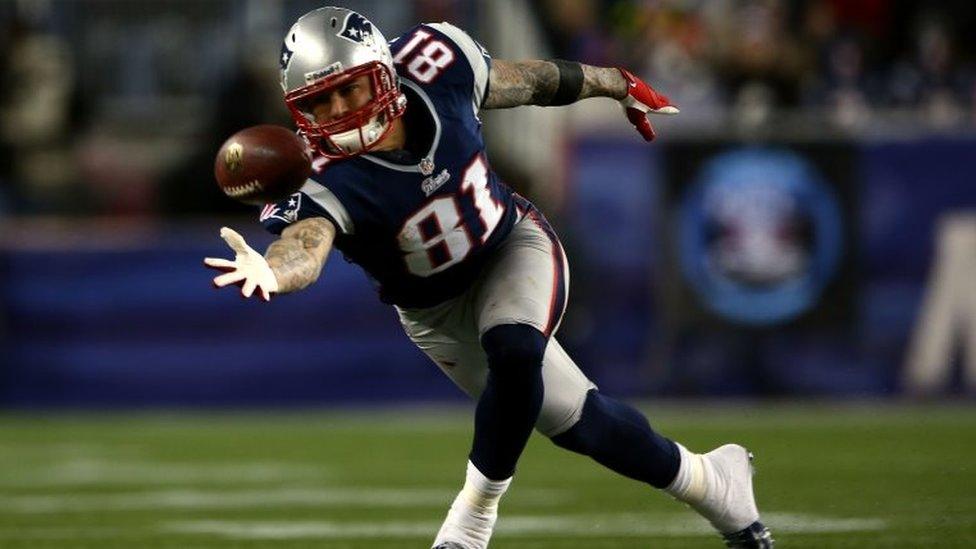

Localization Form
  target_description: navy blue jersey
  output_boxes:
[261,22,519,308]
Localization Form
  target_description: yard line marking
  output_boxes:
[0,460,330,487]
[499,513,887,536]
[0,443,139,459]
[0,527,128,540]
[0,487,569,513]
[765,513,887,534]
[1,488,451,513]
[162,512,886,539]
[167,520,440,539]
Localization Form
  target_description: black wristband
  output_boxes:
[549,59,584,106]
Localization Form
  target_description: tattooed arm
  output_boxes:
[482,60,628,109]
[205,217,335,301]
[482,59,677,140]
[264,217,336,294]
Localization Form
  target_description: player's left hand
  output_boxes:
[617,68,679,142]
[204,227,279,302]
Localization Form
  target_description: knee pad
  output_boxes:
[480,324,547,378]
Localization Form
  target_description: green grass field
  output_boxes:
[0,403,974,548]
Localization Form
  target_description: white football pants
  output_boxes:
[397,209,596,437]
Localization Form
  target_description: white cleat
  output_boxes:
[431,497,497,549]
[433,461,510,549]
[693,444,773,548]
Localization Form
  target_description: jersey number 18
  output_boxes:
[392,30,455,83]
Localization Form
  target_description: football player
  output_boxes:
[205,6,773,548]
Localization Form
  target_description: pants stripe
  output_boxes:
[527,209,567,338]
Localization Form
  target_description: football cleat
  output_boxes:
[432,507,494,549]
[722,520,774,548]
[432,495,497,549]
[689,444,773,547]
[433,461,509,549]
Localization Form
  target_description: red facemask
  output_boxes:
[284,61,406,159]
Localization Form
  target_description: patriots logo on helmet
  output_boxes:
[280,39,295,70]
[338,12,374,46]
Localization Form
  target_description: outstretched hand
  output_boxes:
[204,227,279,302]
[618,68,679,142]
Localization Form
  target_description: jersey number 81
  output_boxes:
[398,155,504,277]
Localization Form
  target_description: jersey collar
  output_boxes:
[362,78,442,173]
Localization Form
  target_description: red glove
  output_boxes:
[618,68,679,141]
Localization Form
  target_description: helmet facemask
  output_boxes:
[285,61,406,159]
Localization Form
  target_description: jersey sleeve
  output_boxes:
[424,22,491,111]
[259,180,355,236]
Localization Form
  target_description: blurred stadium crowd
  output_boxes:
[2,0,976,404]
[0,0,973,217]
[539,0,976,131]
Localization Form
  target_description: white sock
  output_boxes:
[434,461,512,548]
[665,443,710,504]
[459,460,512,508]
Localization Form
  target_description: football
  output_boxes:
[214,125,312,206]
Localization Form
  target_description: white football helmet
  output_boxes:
[280,7,407,158]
